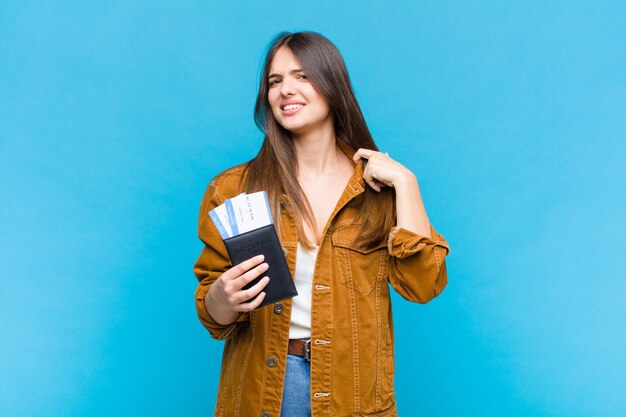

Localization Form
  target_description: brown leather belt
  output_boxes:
[288,338,311,361]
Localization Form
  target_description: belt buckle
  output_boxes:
[304,338,311,362]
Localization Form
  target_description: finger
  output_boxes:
[232,261,269,289]
[371,151,390,162]
[358,148,389,160]
[359,152,387,169]
[366,174,386,192]
[364,173,381,192]
[362,161,381,192]
[373,179,387,189]
[352,148,374,162]
[363,157,378,182]
[234,291,267,312]
[225,254,265,281]
[232,275,270,304]
[368,180,382,192]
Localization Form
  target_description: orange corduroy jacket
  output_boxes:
[194,144,450,417]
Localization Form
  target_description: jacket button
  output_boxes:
[273,303,284,314]
[260,412,270,417]
[266,357,277,368]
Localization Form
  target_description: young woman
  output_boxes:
[194,31,450,417]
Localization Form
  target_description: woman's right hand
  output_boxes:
[205,254,270,323]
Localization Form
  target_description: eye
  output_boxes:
[297,74,308,80]
[268,78,280,86]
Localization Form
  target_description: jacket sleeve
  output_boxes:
[193,183,249,340]
[386,224,450,303]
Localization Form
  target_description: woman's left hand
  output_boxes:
[352,148,416,192]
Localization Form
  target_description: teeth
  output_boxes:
[283,104,303,111]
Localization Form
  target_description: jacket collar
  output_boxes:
[337,139,366,193]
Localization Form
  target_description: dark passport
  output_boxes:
[223,224,297,308]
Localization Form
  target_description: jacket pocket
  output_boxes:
[332,223,387,295]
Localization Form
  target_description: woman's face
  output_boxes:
[267,46,332,136]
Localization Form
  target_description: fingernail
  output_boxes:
[257,254,264,261]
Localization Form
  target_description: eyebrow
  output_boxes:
[268,68,305,79]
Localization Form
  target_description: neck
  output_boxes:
[292,123,342,178]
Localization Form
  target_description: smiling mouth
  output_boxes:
[281,103,305,111]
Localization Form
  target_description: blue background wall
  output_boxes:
[1,1,624,416]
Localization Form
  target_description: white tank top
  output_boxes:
[288,241,318,339]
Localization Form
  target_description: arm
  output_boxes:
[194,182,269,340]
[388,172,449,302]
[194,183,248,340]
[352,148,450,303]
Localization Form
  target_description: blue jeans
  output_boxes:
[280,354,311,417]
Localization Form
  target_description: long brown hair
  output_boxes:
[245,31,396,250]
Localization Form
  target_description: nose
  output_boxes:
[280,77,295,96]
